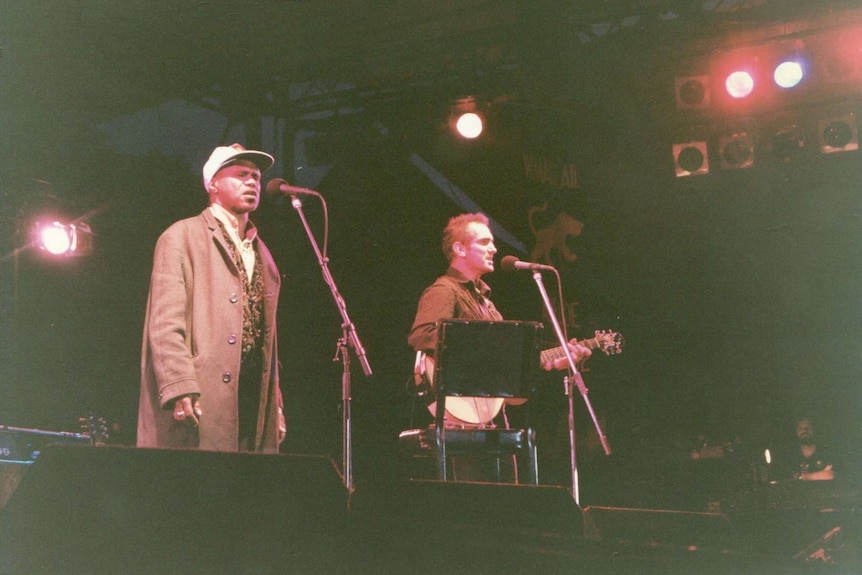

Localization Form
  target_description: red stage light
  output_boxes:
[725,70,755,99]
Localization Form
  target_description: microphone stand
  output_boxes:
[290,195,372,495]
[529,270,610,505]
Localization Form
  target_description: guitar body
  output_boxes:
[414,329,623,426]
[419,354,506,426]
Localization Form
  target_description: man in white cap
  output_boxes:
[137,143,286,452]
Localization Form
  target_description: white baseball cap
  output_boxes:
[202,143,275,190]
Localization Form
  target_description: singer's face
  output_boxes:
[209,160,262,216]
[461,222,497,277]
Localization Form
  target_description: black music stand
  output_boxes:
[430,319,543,482]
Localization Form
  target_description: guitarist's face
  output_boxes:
[457,222,497,279]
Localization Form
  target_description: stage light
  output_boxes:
[454,112,484,139]
[773,60,804,89]
[771,38,809,90]
[673,141,709,177]
[818,114,858,153]
[718,132,754,169]
[32,220,93,257]
[770,123,805,162]
[449,96,487,140]
[40,223,72,255]
[725,70,754,99]
[675,75,710,109]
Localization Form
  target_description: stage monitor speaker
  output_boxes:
[0,445,347,575]
[582,505,738,553]
[350,480,583,573]
[0,462,28,512]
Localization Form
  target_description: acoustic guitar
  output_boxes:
[415,330,623,425]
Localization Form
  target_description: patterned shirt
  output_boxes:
[213,216,266,359]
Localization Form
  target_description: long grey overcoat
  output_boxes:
[137,209,283,452]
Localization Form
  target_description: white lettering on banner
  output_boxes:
[523,154,578,189]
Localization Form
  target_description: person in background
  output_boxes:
[137,143,286,452]
[784,417,834,481]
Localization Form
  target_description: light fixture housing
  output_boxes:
[32,220,93,257]
[718,132,755,169]
[673,141,709,177]
[818,113,858,153]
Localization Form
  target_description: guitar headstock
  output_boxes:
[593,330,624,355]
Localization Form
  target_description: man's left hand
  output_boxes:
[544,341,591,371]
[277,407,287,445]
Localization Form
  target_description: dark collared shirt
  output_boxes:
[408,267,503,356]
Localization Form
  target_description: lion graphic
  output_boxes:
[528,202,584,266]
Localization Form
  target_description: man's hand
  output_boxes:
[543,341,592,371]
[277,407,287,445]
[800,465,834,481]
[172,394,202,427]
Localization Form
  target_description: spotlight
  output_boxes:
[673,141,709,177]
[454,112,484,139]
[675,75,710,109]
[32,220,93,257]
[819,114,858,153]
[449,96,486,140]
[718,132,754,169]
[773,59,805,89]
[725,70,755,99]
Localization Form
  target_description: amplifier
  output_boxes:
[0,426,92,464]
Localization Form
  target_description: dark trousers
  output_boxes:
[238,351,263,451]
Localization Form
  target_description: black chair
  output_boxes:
[399,319,544,484]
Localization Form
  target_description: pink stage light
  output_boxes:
[39,222,73,255]
[725,70,754,99]
[33,220,93,257]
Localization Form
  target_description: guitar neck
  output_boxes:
[539,337,602,365]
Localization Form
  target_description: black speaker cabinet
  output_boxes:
[582,505,737,552]
[349,479,584,574]
[0,445,347,575]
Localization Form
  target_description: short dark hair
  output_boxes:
[442,213,489,261]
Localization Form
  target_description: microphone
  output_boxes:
[265,178,319,197]
[500,255,556,272]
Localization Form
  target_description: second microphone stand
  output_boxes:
[529,269,610,505]
[290,194,372,495]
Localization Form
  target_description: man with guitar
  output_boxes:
[407,213,593,440]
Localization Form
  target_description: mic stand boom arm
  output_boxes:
[529,270,610,505]
[290,195,372,494]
